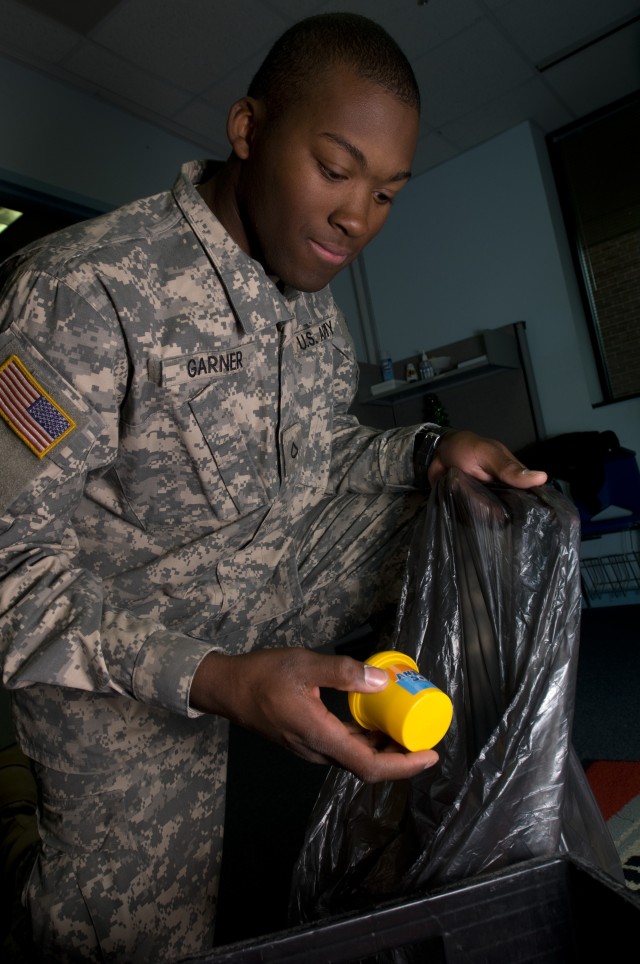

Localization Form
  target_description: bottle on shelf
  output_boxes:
[419,351,434,380]
[380,355,394,382]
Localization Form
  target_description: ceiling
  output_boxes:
[0,0,639,178]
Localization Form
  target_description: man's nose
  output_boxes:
[330,190,371,237]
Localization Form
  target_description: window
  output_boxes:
[547,90,640,404]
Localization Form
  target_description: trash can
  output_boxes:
[180,854,640,964]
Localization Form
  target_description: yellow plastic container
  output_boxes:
[348,651,453,751]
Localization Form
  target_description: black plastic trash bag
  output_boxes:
[290,470,623,930]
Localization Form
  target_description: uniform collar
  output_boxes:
[172,160,334,335]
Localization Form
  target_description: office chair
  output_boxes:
[517,431,640,538]
[516,432,640,606]
[573,442,640,539]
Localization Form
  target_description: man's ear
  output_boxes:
[226,97,263,160]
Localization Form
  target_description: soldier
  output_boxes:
[0,12,547,962]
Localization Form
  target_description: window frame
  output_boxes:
[546,89,640,407]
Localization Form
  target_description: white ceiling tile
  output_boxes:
[412,18,534,128]
[201,46,271,113]
[439,76,574,151]
[89,0,289,93]
[313,0,484,60]
[0,0,80,63]
[489,0,640,64]
[542,20,640,119]
[263,0,326,18]
[0,0,638,176]
[62,41,193,117]
[19,0,121,34]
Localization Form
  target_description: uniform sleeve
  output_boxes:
[0,269,216,717]
[327,307,443,493]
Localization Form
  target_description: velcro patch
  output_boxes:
[0,354,76,457]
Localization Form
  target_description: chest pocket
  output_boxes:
[189,379,270,518]
[162,355,271,523]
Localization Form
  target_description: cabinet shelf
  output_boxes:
[364,363,508,406]
[350,322,545,452]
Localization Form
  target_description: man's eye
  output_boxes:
[375,191,393,205]
[319,164,345,182]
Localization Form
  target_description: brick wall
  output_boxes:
[588,226,640,399]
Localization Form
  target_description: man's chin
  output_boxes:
[279,265,347,294]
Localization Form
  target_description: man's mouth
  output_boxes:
[308,239,351,266]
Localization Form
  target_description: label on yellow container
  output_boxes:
[395,668,434,694]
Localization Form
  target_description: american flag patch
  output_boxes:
[0,354,76,457]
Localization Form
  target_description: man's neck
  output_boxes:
[197,161,250,259]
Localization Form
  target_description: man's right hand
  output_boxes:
[190,647,439,783]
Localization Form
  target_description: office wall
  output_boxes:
[0,56,208,210]
[359,120,640,463]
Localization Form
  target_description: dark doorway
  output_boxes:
[0,180,104,263]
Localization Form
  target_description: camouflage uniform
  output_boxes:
[0,160,441,961]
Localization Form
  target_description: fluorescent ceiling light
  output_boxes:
[0,207,23,236]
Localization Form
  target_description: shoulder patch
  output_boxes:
[0,354,76,458]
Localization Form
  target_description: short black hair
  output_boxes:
[247,12,420,119]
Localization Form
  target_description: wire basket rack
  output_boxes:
[581,551,640,599]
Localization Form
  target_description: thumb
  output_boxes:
[320,654,390,693]
[353,661,390,693]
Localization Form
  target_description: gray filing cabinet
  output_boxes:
[351,321,545,454]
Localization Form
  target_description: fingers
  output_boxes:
[343,734,439,782]
[272,654,439,781]
[291,711,440,782]
[481,444,547,488]
[347,746,439,782]
[499,460,548,489]
[428,430,547,489]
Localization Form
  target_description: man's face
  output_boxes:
[235,66,419,292]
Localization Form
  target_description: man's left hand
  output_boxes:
[428,430,548,489]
